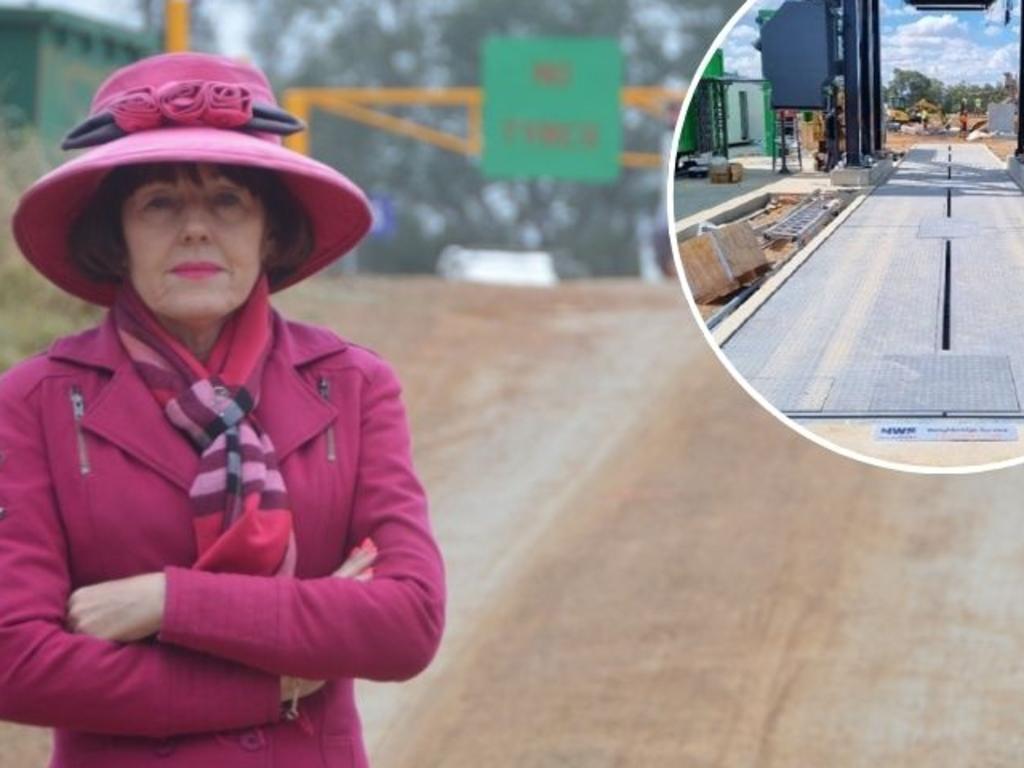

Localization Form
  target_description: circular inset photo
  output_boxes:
[670,0,1024,473]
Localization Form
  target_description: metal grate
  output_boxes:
[869,354,1020,413]
[916,217,979,239]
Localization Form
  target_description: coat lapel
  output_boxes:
[252,310,345,462]
[83,362,200,491]
[50,313,199,491]
[255,349,338,462]
[48,308,345,488]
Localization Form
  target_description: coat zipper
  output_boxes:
[317,376,336,462]
[69,386,91,475]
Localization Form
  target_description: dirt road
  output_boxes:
[5,276,1024,767]
[886,130,1016,161]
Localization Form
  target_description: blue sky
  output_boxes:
[722,0,1021,86]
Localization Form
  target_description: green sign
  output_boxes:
[482,37,622,182]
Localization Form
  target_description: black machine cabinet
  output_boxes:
[759,0,835,110]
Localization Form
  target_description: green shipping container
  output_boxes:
[0,8,157,152]
[678,48,724,154]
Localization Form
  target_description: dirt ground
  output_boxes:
[886,130,1017,160]
[8,276,1024,766]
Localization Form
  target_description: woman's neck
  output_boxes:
[157,316,226,364]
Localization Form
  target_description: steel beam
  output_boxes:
[843,0,862,166]
[1018,19,1024,158]
[870,0,884,152]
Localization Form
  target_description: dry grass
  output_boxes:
[0,123,101,371]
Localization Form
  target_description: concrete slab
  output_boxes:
[720,144,1024,418]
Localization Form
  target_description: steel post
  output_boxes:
[870,0,883,152]
[1018,16,1024,157]
[843,0,862,166]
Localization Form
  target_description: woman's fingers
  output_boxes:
[333,537,377,579]
[335,550,375,578]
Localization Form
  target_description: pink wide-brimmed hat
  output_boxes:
[13,52,373,307]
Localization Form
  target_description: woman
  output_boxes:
[0,52,445,767]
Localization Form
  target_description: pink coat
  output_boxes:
[0,309,445,767]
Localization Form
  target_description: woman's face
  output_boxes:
[121,163,267,335]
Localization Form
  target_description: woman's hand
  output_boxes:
[333,537,377,581]
[66,572,166,643]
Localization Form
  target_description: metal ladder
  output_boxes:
[764,196,830,241]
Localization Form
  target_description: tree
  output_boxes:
[246,0,734,275]
[885,68,944,111]
[942,81,1005,114]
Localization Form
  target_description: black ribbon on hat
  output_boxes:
[62,102,305,151]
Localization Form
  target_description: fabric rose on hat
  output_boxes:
[205,83,253,128]
[108,87,162,133]
[157,80,209,125]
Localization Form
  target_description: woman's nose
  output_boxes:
[178,202,212,244]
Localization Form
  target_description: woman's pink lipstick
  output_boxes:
[171,262,223,280]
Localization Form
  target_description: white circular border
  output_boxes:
[664,0,1024,476]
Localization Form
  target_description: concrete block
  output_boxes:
[710,221,767,281]
[829,158,893,188]
[988,103,1015,134]
[678,233,739,303]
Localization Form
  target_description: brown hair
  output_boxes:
[68,162,313,289]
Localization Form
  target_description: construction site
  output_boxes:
[674,0,1024,469]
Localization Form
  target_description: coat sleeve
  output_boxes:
[0,363,281,738]
[158,354,446,682]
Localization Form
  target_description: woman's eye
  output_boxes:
[213,191,243,207]
[143,195,176,210]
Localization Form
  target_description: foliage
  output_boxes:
[941,80,1010,114]
[885,67,1014,115]
[885,69,944,111]
[246,0,732,275]
[0,122,101,371]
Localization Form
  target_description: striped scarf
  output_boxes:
[114,274,296,576]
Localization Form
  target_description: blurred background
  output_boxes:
[6,2,1024,768]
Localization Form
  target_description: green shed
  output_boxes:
[0,7,158,151]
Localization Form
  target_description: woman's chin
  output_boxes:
[157,283,246,314]
[155,298,238,330]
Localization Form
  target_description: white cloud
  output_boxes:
[984,24,1003,36]
[896,13,965,37]
[728,23,759,45]
[881,1,915,18]
[722,23,764,79]
[883,14,1019,85]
